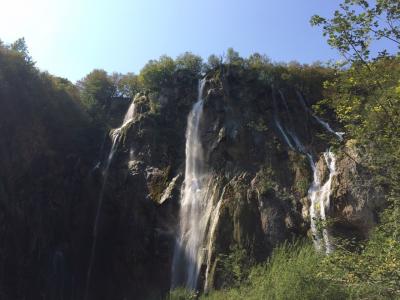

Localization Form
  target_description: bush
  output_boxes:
[202,241,349,300]
[168,288,198,300]
[138,55,176,90]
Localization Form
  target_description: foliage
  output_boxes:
[78,69,115,106]
[246,117,268,132]
[9,37,33,64]
[206,54,222,71]
[111,72,140,98]
[312,1,400,298]
[321,219,400,298]
[202,241,348,300]
[0,40,98,154]
[311,0,400,64]
[176,52,203,75]
[77,69,116,125]
[138,55,177,90]
[138,53,203,92]
[168,288,198,300]
[323,57,400,187]
[225,48,244,66]
[215,246,255,288]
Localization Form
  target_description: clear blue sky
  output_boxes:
[1,0,344,82]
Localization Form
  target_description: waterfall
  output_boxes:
[273,91,339,253]
[172,79,213,290]
[273,93,295,150]
[313,115,344,141]
[274,118,295,150]
[295,91,344,141]
[85,99,136,299]
[122,99,136,126]
[279,129,337,253]
[308,150,336,253]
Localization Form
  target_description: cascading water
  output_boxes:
[296,91,344,141]
[274,91,341,253]
[171,79,213,290]
[85,99,136,299]
[308,150,336,253]
[273,93,295,150]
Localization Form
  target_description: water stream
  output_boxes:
[171,79,213,290]
[275,91,341,253]
[85,99,136,299]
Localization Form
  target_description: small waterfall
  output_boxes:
[172,79,214,290]
[296,91,344,141]
[308,150,336,253]
[274,118,295,150]
[273,91,339,253]
[122,99,136,125]
[85,99,136,299]
[273,93,295,150]
[313,115,344,141]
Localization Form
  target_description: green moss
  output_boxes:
[295,178,309,197]
[246,118,268,132]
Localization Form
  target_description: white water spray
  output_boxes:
[308,150,336,253]
[313,116,344,141]
[273,92,340,252]
[295,91,344,141]
[273,93,295,150]
[172,79,214,290]
[85,99,136,299]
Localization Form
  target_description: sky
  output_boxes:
[0,0,346,82]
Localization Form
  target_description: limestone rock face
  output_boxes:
[329,142,386,239]
[87,68,386,295]
[1,61,386,299]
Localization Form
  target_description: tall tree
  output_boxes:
[77,69,115,123]
[10,37,33,64]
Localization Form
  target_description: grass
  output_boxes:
[170,241,349,300]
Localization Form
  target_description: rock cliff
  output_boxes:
[0,61,385,299]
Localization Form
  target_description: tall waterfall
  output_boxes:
[85,99,136,299]
[172,79,214,290]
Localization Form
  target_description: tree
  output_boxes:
[311,3,400,297]
[246,53,271,69]
[115,72,140,98]
[175,52,203,75]
[77,69,115,121]
[10,37,33,64]
[138,55,176,90]
[311,0,400,136]
[206,54,223,70]
[225,47,244,65]
[310,0,400,64]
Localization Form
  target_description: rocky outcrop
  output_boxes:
[329,142,386,239]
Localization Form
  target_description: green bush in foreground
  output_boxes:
[168,287,197,300]
[171,241,349,300]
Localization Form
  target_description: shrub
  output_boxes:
[202,241,349,300]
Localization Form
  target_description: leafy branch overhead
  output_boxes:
[311,0,400,64]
